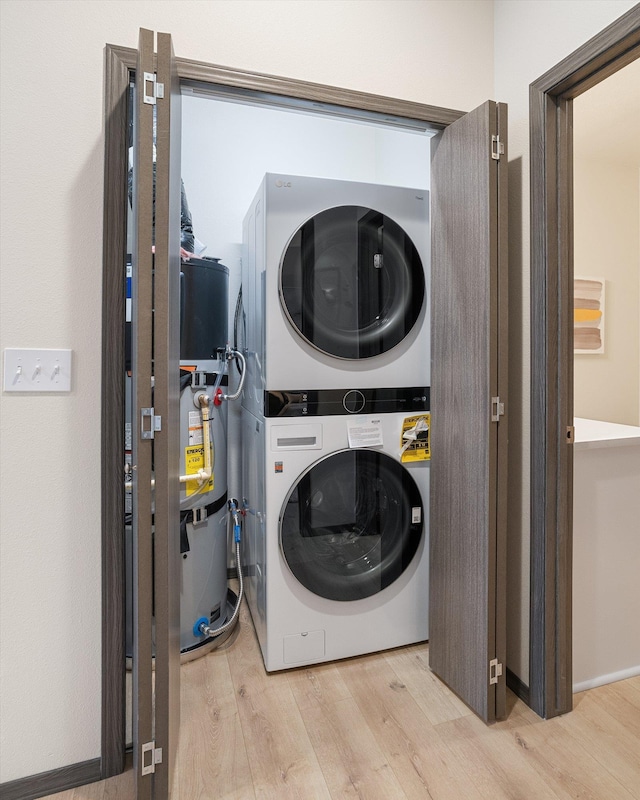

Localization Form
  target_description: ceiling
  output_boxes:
[572,57,640,166]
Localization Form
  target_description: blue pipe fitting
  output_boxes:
[193,616,209,637]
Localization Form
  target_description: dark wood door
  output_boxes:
[152,30,182,800]
[429,100,508,723]
[131,28,156,800]
[131,28,181,798]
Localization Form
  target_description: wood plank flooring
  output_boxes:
[42,600,640,800]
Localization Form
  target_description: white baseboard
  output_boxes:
[573,665,640,694]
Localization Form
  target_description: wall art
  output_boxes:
[574,277,605,354]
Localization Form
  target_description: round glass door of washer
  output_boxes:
[279,205,425,359]
[280,449,423,601]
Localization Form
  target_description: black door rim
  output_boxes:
[279,448,424,601]
[279,205,425,360]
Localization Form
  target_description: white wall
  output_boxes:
[181,94,432,292]
[493,0,638,682]
[573,157,640,426]
[0,0,494,784]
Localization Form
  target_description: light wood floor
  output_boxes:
[44,599,640,800]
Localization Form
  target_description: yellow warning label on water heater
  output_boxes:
[400,414,430,463]
[184,444,214,497]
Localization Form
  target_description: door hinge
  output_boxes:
[489,658,503,685]
[491,134,504,160]
[141,741,163,776]
[141,407,162,440]
[143,72,165,105]
[491,396,505,422]
[566,425,575,444]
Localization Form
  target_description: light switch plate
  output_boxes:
[3,348,72,392]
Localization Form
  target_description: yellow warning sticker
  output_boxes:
[400,414,430,463]
[184,444,214,497]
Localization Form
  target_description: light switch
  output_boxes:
[3,348,72,392]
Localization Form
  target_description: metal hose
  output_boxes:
[199,507,244,639]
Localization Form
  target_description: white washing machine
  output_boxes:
[241,407,429,672]
[241,173,429,419]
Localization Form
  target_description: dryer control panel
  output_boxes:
[265,386,429,417]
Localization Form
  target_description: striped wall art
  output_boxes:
[574,277,605,354]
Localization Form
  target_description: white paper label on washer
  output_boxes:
[412,507,422,524]
[347,417,384,449]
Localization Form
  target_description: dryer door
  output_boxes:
[280,449,423,600]
[280,206,424,359]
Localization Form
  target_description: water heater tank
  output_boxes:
[180,257,229,360]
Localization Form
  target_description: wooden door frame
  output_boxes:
[101,44,466,781]
[529,4,640,719]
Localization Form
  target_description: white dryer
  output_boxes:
[241,406,429,671]
[241,174,429,418]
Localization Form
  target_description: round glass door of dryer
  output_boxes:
[279,205,425,359]
[280,449,423,601]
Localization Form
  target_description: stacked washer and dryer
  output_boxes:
[241,174,431,671]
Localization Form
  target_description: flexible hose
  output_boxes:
[199,540,243,639]
[232,285,245,376]
[222,349,246,402]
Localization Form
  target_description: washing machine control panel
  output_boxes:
[342,390,366,414]
[265,387,429,417]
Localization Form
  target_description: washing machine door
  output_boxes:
[280,206,424,359]
[280,449,423,601]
